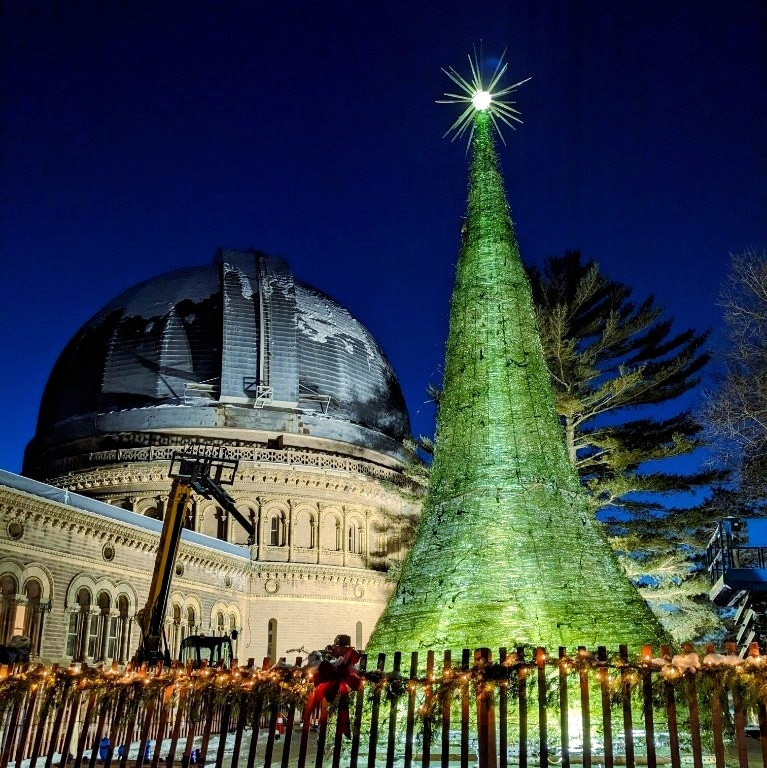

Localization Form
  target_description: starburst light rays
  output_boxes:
[437,49,530,145]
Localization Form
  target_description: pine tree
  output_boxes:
[525,253,728,639]
[526,251,715,512]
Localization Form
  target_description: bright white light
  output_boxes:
[472,90,492,110]
[437,48,530,145]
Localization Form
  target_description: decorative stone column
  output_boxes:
[316,504,324,565]
[287,500,295,562]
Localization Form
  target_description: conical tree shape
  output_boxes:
[369,112,666,654]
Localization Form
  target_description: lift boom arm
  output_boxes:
[135,453,253,665]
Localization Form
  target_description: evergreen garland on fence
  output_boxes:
[3,646,767,723]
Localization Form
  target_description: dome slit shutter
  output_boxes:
[219,250,260,404]
[258,255,299,408]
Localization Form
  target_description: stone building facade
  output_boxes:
[0,250,422,665]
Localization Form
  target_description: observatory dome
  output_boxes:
[24,250,410,478]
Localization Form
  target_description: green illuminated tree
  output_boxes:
[369,75,666,656]
[527,251,715,513]
[421,252,717,511]
[417,252,723,640]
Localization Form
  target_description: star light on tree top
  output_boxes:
[437,49,530,146]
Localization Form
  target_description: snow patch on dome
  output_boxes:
[295,285,378,366]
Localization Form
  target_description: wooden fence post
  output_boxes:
[348,652,368,768]
[732,686,750,768]
[0,687,24,768]
[476,648,497,768]
[150,682,176,768]
[618,645,635,768]
[709,677,726,768]
[404,652,419,768]
[229,689,250,768]
[72,688,97,768]
[166,682,189,767]
[57,682,83,768]
[536,647,547,768]
[214,692,234,768]
[280,691,300,768]
[577,647,591,768]
[243,688,264,768]
[660,649,681,768]
[385,651,403,768]
[440,650,452,764]
[758,702,767,768]
[597,646,613,768]
[558,647,569,768]
[518,646,528,768]
[421,650,434,768]
[262,698,281,768]
[198,688,217,767]
[499,647,509,768]
[30,667,61,768]
[640,646,656,768]
[365,653,386,768]
[460,649,471,768]
[102,690,127,768]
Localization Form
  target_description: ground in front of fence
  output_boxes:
[12,729,767,768]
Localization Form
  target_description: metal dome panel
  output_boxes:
[25,250,410,476]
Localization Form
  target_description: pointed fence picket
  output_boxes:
[2,644,767,768]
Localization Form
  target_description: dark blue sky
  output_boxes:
[1,0,765,473]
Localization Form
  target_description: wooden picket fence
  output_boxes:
[2,644,767,768]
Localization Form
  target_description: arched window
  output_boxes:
[267,618,277,664]
[89,591,110,660]
[356,621,363,649]
[229,613,238,657]
[186,606,197,636]
[216,508,228,541]
[184,502,196,530]
[0,573,18,644]
[23,579,43,656]
[230,506,255,544]
[293,511,315,548]
[269,514,285,546]
[115,595,130,663]
[66,588,91,661]
[347,525,356,554]
[169,603,182,659]
[216,611,225,635]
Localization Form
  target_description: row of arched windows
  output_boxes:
[265,514,365,553]
[131,496,379,555]
[166,602,241,661]
[65,588,132,663]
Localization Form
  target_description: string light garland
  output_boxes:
[3,645,767,721]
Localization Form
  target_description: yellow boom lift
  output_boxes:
[134,452,254,666]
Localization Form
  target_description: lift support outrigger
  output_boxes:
[134,452,254,666]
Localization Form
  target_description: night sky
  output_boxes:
[1,1,765,475]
